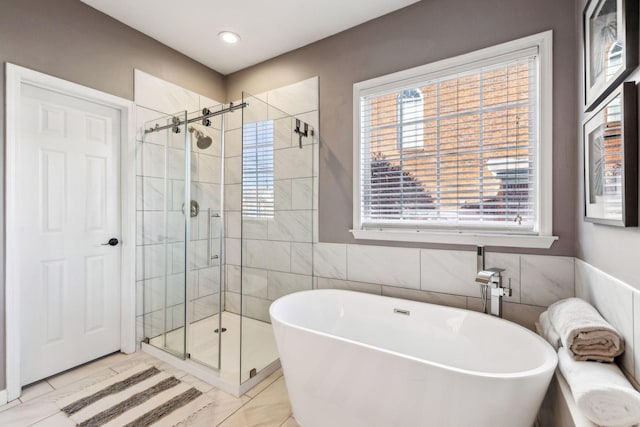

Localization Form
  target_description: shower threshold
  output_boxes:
[141,311,281,397]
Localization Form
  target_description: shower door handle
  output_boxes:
[207,208,212,265]
[207,209,221,265]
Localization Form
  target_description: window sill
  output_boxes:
[350,229,558,249]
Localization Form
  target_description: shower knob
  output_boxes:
[102,238,119,246]
[182,200,200,217]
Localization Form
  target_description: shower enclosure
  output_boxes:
[138,93,314,393]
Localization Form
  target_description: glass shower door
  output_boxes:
[142,104,227,369]
[141,111,188,359]
[239,93,315,383]
[185,105,225,370]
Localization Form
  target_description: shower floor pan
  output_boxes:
[143,311,280,396]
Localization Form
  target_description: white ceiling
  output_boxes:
[80,0,421,75]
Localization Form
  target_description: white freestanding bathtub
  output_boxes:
[270,289,557,427]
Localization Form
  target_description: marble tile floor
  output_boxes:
[0,351,299,427]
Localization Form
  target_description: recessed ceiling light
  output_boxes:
[218,31,241,44]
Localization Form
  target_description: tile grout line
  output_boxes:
[215,395,252,426]
[247,370,284,399]
[418,249,422,293]
[26,408,64,427]
[216,374,286,426]
[279,416,295,427]
[345,244,349,281]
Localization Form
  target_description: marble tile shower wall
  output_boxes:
[223,77,320,322]
[134,70,224,343]
[313,243,576,330]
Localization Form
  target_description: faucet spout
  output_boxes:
[475,268,509,317]
[475,268,504,284]
[475,269,499,284]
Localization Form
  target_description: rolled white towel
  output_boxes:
[538,311,561,350]
[559,347,640,426]
[548,297,624,362]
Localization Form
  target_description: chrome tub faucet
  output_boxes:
[475,247,511,317]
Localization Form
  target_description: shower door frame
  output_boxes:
[4,63,137,402]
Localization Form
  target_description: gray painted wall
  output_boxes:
[226,0,578,256]
[0,0,226,389]
[576,0,640,290]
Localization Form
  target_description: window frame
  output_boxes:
[352,31,557,249]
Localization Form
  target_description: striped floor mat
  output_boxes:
[56,364,213,426]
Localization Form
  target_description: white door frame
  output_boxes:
[4,63,137,401]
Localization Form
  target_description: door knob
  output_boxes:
[102,238,119,246]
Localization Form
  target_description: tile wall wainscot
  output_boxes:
[224,77,319,322]
[314,242,576,331]
[575,259,640,383]
[313,251,640,385]
[539,260,640,427]
[134,70,224,345]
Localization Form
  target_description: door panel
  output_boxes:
[85,255,107,333]
[86,156,107,230]
[40,150,67,232]
[19,83,122,385]
[42,259,65,345]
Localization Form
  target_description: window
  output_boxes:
[353,31,556,248]
[397,89,424,149]
[242,120,274,218]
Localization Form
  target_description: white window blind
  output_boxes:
[242,120,274,218]
[359,53,539,233]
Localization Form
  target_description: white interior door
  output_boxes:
[18,83,122,386]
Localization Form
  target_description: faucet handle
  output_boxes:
[492,286,512,297]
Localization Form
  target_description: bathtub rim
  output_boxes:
[270,289,558,380]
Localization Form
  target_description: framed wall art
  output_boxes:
[583,81,637,226]
[583,0,638,111]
